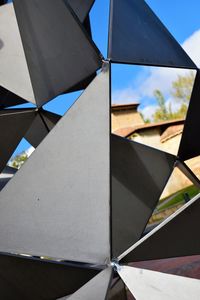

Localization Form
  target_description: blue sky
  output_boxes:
[11,0,200,156]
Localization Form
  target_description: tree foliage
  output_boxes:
[171,72,195,103]
[9,152,28,169]
[143,72,195,123]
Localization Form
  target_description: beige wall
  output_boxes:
[112,110,144,131]
[130,130,181,156]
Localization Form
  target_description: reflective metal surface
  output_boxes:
[111,134,176,258]
[108,0,196,68]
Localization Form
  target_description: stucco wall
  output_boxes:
[112,110,144,131]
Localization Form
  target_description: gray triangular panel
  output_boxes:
[0,109,36,173]
[0,253,99,300]
[120,193,200,263]
[108,0,196,68]
[0,3,35,103]
[0,69,110,264]
[68,267,112,300]
[178,70,200,160]
[0,166,17,192]
[13,0,102,107]
[25,110,61,148]
[111,134,176,258]
[118,266,200,300]
[68,0,94,22]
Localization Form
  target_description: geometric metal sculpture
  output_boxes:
[119,193,200,263]
[24,109,61,148]
[0,109,36,173]
[111,134,176,258]
[0,3,35,103]
[68,0,94,22]
[0,68,110,264]
[0,166,17,192]
[178,70,200,160]
[0,86,26,108]
[108,0,196,68]
[0,108,61,172]
[0,0,200,299]
[13,0,102,106]
[107,278,127,300]
[67,267,113,300]
[0,253,100,300]
[117,265,200,300]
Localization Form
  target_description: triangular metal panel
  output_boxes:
[178,70,200,160]
[111,134,176,258]
[68,267,113,300]
[68,0,94,22]
[13,0,102,107]
[66,72,97,94]
[0,0,7,5]
[0,166,17,192]
[0,109,36,173]
[40,109,61,130]
[107,278,127,300]
[108,0,196,68]
[0,86,27,108]
[120,193,200,263]
[24,110,61,148]
[0,68,110,264]
[0,252,99,300]
[118,266,200,300]
[0,3,35,104]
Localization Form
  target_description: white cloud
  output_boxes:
[182,29,200,67]
[25,146,35,157]
[112,29,200,119]
[112,87,140,104]
[138,105,158,120]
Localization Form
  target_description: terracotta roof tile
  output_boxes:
[113,119,184,138]
[160,124,184,142]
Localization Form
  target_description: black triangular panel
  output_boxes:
[0,0,7,5]
[13,0,102,107]
[0,86,27,108]
[108,0,196,68]
[68,0,94,22]
[25,110,61,148]
[107,278,127,300]
[83,15,93,36]
[178,70,200,160]
[121,194,200,263]
[0,109,36,173]
[0,253,99,300]
[66,71,97,94]
[40,109,61,130]
[111,134,176,258]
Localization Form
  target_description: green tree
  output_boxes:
[10,152,28,169]
[152,72,195,122]
[171,71,195,103]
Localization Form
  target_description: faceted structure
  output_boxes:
[0,0,199,299]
